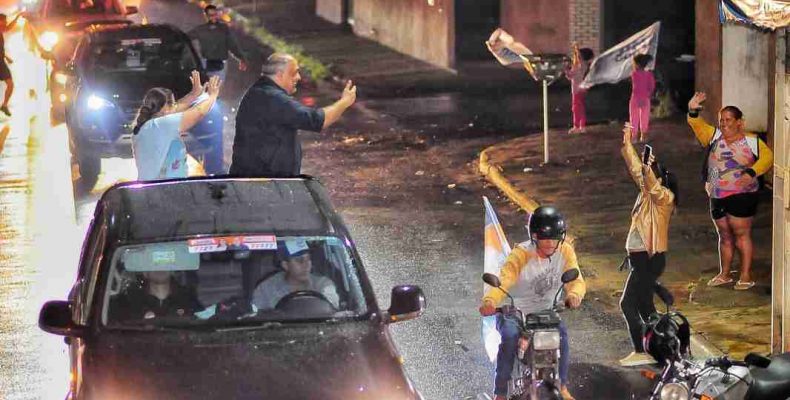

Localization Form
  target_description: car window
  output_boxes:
[47,0,123,17]
[89,36,198,74]
[101,235,369,329]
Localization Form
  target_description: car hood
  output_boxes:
[84,72,190,106]
[80,322,419,399]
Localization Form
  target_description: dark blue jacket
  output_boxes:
[230,77,325,176]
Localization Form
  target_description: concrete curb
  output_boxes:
[477,143,726,359]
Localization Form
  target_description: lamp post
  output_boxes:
[521,54,569,165]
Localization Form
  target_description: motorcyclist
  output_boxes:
[479,206,586,400]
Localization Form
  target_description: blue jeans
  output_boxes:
[495,314,569,396]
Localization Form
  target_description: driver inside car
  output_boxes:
[252,239,339,310]
[110,270,202,322]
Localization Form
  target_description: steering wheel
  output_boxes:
[275,290,336,312]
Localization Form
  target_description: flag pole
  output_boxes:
[543,78,549,164]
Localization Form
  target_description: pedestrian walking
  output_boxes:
[0,11,23,117]
[565,43,594,134]
[629,54,656,143]
[132,71,221,180]
[618,123,677,367]
[230,53,356,177]
[188,4,248,80]
[687,92,773,291]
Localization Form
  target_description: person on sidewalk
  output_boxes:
[132,71,221,180]
[188,4,248,80]
[618,123,677,367]
[230,53,356,177]
[479,206,585,400]
[687,92,773,291]
[565,43,594,134]
[629,54,656,143]
[0,11,23,117]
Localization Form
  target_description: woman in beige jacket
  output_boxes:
[618,124,678,367]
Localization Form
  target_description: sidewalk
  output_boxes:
[480,119,773,358]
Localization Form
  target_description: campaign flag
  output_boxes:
[719,0,790,30]
[482,196,512,363]
[580,22,661,89]
[485,28,533,66]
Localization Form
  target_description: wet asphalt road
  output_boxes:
[0,1,653,398]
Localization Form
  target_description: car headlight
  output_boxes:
[533,330,560,350]
[86,95,113,110]
[660,382,689,400]
[39,31,59,52]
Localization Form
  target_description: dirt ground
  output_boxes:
[483,117,773,359]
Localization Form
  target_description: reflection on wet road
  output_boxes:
[0,25,80,399]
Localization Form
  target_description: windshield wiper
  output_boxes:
[108,324,203,332]
[214,321,284,332]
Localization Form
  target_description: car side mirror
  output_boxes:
[125,5,138,15]
[560,268,579,283]
[39,301,86,337]
[385,285,425,324]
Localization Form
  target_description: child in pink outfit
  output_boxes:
[566,45,594,134]
[629,54,656,142]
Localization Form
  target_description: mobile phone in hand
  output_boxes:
[642,144,653,165]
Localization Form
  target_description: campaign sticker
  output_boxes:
[241,235,277,250]
[187,238,226,253]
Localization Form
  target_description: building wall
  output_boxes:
[722,25,771,132]
[499,0,569,54]
[695,0,722,122]
[351,0,455,68]
[569,0,601,54]
[316,0,344,24]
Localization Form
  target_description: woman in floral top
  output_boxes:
[687,92,773,290]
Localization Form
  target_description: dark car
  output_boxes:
[57,24,224,192]
[39,177,426,400]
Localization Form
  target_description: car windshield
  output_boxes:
[101,235,369,329]
[48,0,124,16]
[88,36,198,75]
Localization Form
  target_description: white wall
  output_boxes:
[722,24,771,131]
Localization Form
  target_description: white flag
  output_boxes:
[481,196,512,363]
[580,22,661,89]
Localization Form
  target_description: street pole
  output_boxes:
[543,78,549,164]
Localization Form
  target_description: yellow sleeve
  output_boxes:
[621,141,644,187]
[687,114,716,147]
[482,246,530,306]
[752,137,774,177]
[559,243,586,300]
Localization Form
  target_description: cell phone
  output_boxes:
[642,144,653,165]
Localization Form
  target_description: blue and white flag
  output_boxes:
[720,0,790,30]
[580,22,661,90]
[482,196,512,363]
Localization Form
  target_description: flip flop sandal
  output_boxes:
[734,280,755,290]
[707,276,734,287]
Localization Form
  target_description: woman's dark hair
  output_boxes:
[579,48,594,62]
[654,162,679,206]
[634,54,653,69]
[133,88,175,135]
[720,105,743,120]
[204,4,218,14]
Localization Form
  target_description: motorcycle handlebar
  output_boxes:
[705,356,747,369]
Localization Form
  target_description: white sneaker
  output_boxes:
[619,351,657,367]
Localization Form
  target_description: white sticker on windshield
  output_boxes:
[187,235,277,253]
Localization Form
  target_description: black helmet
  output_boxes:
[528,206,567,241]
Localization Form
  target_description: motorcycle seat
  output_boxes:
[747,352,790,400]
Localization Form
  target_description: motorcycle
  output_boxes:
[644,283,790,400]
[482,268,580,400]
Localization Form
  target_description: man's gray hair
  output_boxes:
[262,53,295,77]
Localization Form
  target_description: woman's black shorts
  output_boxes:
[710,192,759,220]
[0,61,11,80]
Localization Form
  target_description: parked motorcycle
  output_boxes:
[482,268,580,400]
[644,283,790,400]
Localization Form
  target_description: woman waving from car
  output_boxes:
[132,70,221,180]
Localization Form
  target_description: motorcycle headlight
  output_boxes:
[660,382,689,400]
[39,31,59,52]
[533,330,560,350]
[86,94,113,110]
